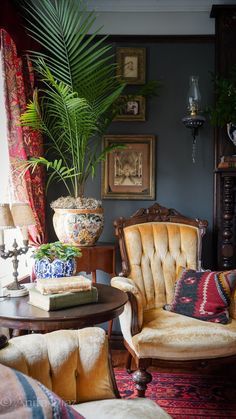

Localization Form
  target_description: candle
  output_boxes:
[0,230,4,246]
[21,226,28,241]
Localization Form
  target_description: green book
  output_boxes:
[28,286,98,311]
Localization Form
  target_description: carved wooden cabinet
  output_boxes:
[211,5,236,269]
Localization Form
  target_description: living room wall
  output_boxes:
[48,38,215,273]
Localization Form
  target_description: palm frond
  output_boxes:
[19,0,125,197]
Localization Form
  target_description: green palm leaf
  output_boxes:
[19,0,125,198]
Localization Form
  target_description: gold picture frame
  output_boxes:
[113,96,146,122]
[102,135,155,200]
[116,47,146,85]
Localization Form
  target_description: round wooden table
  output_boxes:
[0,284,127,333]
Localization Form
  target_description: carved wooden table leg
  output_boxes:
[222,176,235,269]
[132,368,152,397]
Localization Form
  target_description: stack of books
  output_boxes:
[218,155,236,168]
[28,276,98,311]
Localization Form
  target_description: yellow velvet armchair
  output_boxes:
[0,327,171,418]
[111,203,236,397]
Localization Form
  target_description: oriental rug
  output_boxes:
[115,370,236,418]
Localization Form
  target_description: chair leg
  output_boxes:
[126,352,133,373]
[132,368,152,397]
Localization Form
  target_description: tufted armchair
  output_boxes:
[0,327,171,418]
[111,203,236,397]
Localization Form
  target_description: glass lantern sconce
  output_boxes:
[182,75,206,163]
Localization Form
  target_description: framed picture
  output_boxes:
[116,47,146,84]
[102,135,155,200]
[113,96,146,121]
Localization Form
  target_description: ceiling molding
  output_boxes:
[86,0,236,13]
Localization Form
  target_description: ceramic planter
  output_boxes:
[34,257,76,279]
[52,207,104,246]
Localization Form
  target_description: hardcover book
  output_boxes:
[28,286,98,311]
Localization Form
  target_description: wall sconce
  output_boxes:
[182,75,205,163]
[0,203,35,297]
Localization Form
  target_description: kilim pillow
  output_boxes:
[164,269,236,324]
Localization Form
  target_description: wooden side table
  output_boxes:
[75,242,116,283]
[0,284,127,334]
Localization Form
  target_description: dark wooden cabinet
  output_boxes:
[211,5,236,269]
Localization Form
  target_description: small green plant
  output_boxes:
[207,68,236,127]
[32,242,81,262]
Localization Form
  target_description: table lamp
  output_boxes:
[0,203,35,297]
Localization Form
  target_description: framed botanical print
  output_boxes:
[113,95,146,122]
[102,134,155,200]
[116,47,146,85]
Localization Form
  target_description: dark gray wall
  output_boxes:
[48,40,214,269]
[84,41,215,269]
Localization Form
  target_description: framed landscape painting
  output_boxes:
[102,135,155,200]
[116,47,146,84]
[113,96,146,121]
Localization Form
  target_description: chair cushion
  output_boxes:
[130,308,236,360]
[74,398,171,419]
[164,269,236,324]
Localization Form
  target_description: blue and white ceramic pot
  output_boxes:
[34,257,76,279]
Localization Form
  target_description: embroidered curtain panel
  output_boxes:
[0,29,46,245]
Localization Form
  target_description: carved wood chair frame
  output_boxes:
[114,203,236,397]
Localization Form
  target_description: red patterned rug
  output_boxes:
[115,370,236,418]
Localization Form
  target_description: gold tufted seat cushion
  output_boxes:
[131,308,236,360]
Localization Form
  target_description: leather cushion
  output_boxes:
[164,269,236,324]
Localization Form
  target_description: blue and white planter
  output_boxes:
[34,258,76,279]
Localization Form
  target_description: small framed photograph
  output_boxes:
[102,135,155,200]
[114,96,146,121]
[116,47,146,85]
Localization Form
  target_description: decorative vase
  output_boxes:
[52,207,104,246]
[34,257,76,279]
[227,122,236,146]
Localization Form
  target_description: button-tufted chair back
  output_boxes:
[114,203,207,313]
[123,222,200,310]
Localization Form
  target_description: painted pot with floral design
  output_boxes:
[51,197,104,246]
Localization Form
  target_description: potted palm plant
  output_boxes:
[19,0,125,246]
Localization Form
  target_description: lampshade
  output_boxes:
[0,204,15,230]
[11,203,35,227]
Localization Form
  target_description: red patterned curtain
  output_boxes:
[0,29,47,245]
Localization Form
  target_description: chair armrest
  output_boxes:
[111,276,143,333]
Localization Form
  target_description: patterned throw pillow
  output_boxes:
[0,363,84,418]
[164,269,236,324]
